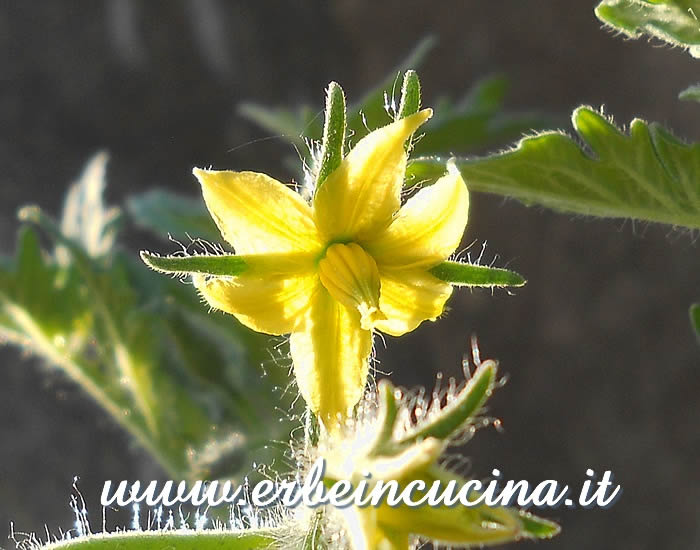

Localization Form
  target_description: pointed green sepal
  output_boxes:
[316,81,347,190]
[398,70,422,152]
[398,70,421,120]
[517,510,562,539]
[430,260,525,287]
[690,303,700,344]
[398,360,496,445]
[140,251,248,276]
[40,530,278,550]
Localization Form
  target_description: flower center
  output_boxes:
[319,243,386,330]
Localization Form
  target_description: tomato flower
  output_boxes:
[141,107,472,429]
[189,109,468,428]
[189,109,468,427]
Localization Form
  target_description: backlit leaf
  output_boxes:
[595,0,700,57]
[409,107,700,229]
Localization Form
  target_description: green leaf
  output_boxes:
[690,303,700,343]
[237,102,321,151]
[409,107,700,229]
[1,222,173,470]
[457,73,510,112]
[141,251,248,276]
[679,83,700,101]
[2,157,292,480]
[595,0,700,57]
[316,81,347,189]
[397,361,496,445]
[430,261,526,287]
[127,189,221,243]
[6,208,287,479]
[41,530,277,550]
[57,152,121,265]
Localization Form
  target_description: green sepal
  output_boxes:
[690,303,700,343]
[679,84,700,102]
[140,251,248,277]
[40,530,278,550]
[517,511,562,539]
[4,162,291,482]
[398,70,422,153]
[398,70,422,120]
[430,260,526,287]
[595,0,700,57]
[316,81,347,190]
[397,360,496,445]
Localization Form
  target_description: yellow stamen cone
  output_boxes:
[319,243,387,330]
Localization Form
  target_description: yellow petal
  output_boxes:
[193,168,322,255]
[313,109,432,242]
[289,288,373,427]
[374,269,453,337]
[365,163,469,270]
[193,266,319,335]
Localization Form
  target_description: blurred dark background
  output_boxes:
[1,1,699,549]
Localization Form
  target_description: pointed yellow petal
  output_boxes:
[193,264,319,335]
[313,109,432,242]
[289,289,373,427]
[193,168,322,255]
[374,269,453,337]
[365,163,469,270]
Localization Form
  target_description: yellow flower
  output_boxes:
[191,109,469,428]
